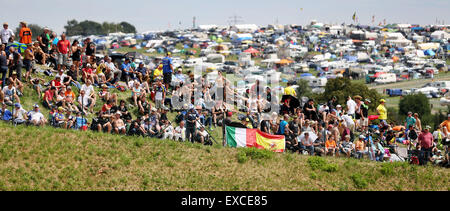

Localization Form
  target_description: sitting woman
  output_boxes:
[131,81,143,107]
[325,134,337,156]
[98,84,117,104]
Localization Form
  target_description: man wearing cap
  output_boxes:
[162,52,173,90]
[19,22,32,45]
[153,64,163,80]
[12,103,27,125]
[0,22,14,45]
[369,139,385,162]
[29,104,46,126]
[377,99,388,124]
[360,99,370,129]
[418,125,434,165]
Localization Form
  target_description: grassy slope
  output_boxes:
[0,122,448,191]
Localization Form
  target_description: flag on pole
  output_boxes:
[226,126,285,152]
[372,15,375,23]
[352,12,356,21]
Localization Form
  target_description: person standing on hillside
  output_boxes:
[0,22,14,45]
[37,28,51,54]
[377,99,387,125]
[162,52,173,90]
[19,22,32,45]
[56,34,71,69]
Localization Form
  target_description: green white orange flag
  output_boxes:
[226,126,285,152]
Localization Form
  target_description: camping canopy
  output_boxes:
[6,42,27,54]
[244,47,260,54]
[276,59,293,65]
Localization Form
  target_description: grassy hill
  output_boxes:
[0,122,448,191]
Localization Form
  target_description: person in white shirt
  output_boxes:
[162,121,174,140]
[346,96,357,118]
[12,103,27,124]
[104,56,121,83]
[0,22,14,44]
[196,127,209,144]
[78,90,93,114]
[174,121,186,141]
[341,114,355,132]
[28,104,46,126]
[80,80,96,112]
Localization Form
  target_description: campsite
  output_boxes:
[0,0,449,193]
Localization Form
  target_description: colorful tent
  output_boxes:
[243,47,260,54]
[276,59,294,65]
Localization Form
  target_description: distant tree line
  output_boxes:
[64,20,137,36]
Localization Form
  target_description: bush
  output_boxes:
[240,147,274,160]
[398,94,431,118]
[307,156,327,170]
[350,173,368,189]
[322,164,339,172]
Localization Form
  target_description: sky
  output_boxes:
[1,0,449,34]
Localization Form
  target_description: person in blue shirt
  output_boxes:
[120,58,133,83]
[162,52,173,90]
[277,114,290,135]
[0,103,12,121]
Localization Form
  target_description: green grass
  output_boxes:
[0,122,448,191]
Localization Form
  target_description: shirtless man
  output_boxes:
[24,44,35,82]
[113,112,126,134]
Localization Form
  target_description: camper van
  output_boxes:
[374,73,397,84]
[308,77,328,87]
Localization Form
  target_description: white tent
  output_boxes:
[418,43,440,50]
[431,31,450,40]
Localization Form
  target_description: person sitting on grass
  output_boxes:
[77,90,93,115]
[64,86,78,113]
[131,81,143,107]
[370,139,385,162]
[113,112,126,134]
[28,104,46,126]
[64,109,75,129]
[74,111,88,130]
[195,126,209,145]
[354,135,367,159]
[174,120,186,142]
[0,103,12,121]
[30,76,45,99]
[325,134,337,156]
[12,103,27,125]
[54,107,66,128]
[96,110,113,134]
[339,135,353,158]
[300,132,315,155]
[161,119,174,140]
[2,81,20,105]
[8,72,23,94]
[98,84,117,104]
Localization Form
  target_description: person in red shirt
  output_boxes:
[51,76,62,90]
[19,21,32,44]
[418,125,433,165]
[43,86,56,109]
[56,33,71,69]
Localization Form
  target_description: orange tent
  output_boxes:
[276,59,294,65]
[392,56,400,63]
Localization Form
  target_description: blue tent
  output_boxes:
[411,27,424,31]
[300,73,313,77]
[343,55,357,62]
[424,49,435,56]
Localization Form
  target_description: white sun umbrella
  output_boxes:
[297,131,318,143]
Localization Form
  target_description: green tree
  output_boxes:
[296,79,312,98]
[119,21,137,33]
[398,94,431,117]
[317,77,381,111]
